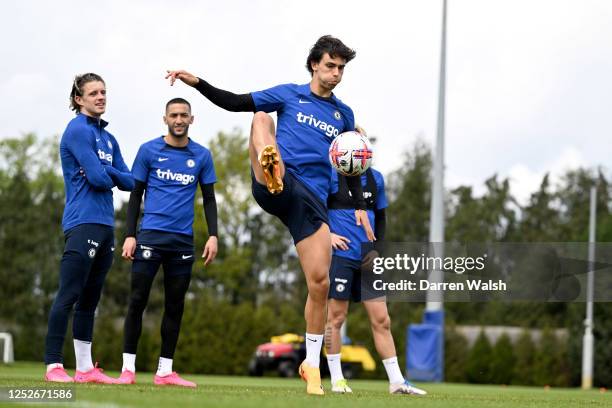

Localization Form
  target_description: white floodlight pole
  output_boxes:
[426,0,447,311]
[581,186,596,389]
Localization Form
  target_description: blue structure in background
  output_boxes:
[406,310,444,382]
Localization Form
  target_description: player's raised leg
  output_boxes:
[325,299,352,393]
[363,300,426,395]
[296,223,331,396]
[249,112,285,194]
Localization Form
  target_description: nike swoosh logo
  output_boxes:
[158,158,169,162]
[182,255,193,259]
[298,99,311,104]
[95,138,100,142]
[306,338,317,342]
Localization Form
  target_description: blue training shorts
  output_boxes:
[251,170,328,244]
[328,255,380,302]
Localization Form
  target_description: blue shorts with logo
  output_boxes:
[134,230,195,276]
[251,170,328,244]
[328,255,380,302]
[64,223,115,261]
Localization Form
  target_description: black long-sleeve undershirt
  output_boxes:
[125,180,218,238]
[125,180,146,238]
[374,208,386,241]
[194,78,255,112]
[201,183,218,237]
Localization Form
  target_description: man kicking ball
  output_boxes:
[166,35,373,395]
[118,98,218,387]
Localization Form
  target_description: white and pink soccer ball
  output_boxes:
[328,131,373,176]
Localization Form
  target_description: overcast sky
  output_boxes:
[1,0,610,205]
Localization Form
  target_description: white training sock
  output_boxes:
[122,353,136,373]
[73,339,94,372]
[46,363,64,373]
[156,357,173,377]
[326,353,344,384]
[382,356,405,384]
[304,333,324,368]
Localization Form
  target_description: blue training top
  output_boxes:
[328,168,387,261]
[131,136,216,236]
[251,83,355,203]
[60,114,133,232]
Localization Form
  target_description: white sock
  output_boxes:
[382,356,405,384]
[156,357,173,376]
[122,353,136,373]
[304,333,324,368]
[326,353,344,384]
[46,363,64,373]
[73,339,94,372]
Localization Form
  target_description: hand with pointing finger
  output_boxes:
[165,70,199,87]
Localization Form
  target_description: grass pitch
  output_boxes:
[0,362,609,408]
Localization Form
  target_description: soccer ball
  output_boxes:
[328,131,373,176]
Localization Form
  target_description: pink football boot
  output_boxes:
[117,370,136,385]
[154,372,196,388]
[45,365,74,383]
[74,363,119,384]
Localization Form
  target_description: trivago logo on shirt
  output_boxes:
[296,112,340,138]
[156,168,196,185]
[97,149,113,164]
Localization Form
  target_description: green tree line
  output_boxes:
[0,132,610,386]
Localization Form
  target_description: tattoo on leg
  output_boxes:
[324,324,332,353]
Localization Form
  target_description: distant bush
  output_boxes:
[489,334,515,384]
[444,325,469,382]
[513,330,536,385]
[465,330,492,383]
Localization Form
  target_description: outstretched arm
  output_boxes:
[166,70,255,112]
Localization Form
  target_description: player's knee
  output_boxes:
[52,291,80,311]
[316,274,330,293]
[371,314,391,332]
[73,309,95,320]
[164,301,185,316]
[251,112,273,133]
[308,274,329,298]
[328,309,347,329]
[129,291,148,312]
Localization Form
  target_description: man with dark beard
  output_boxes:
[117,98,218,387]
